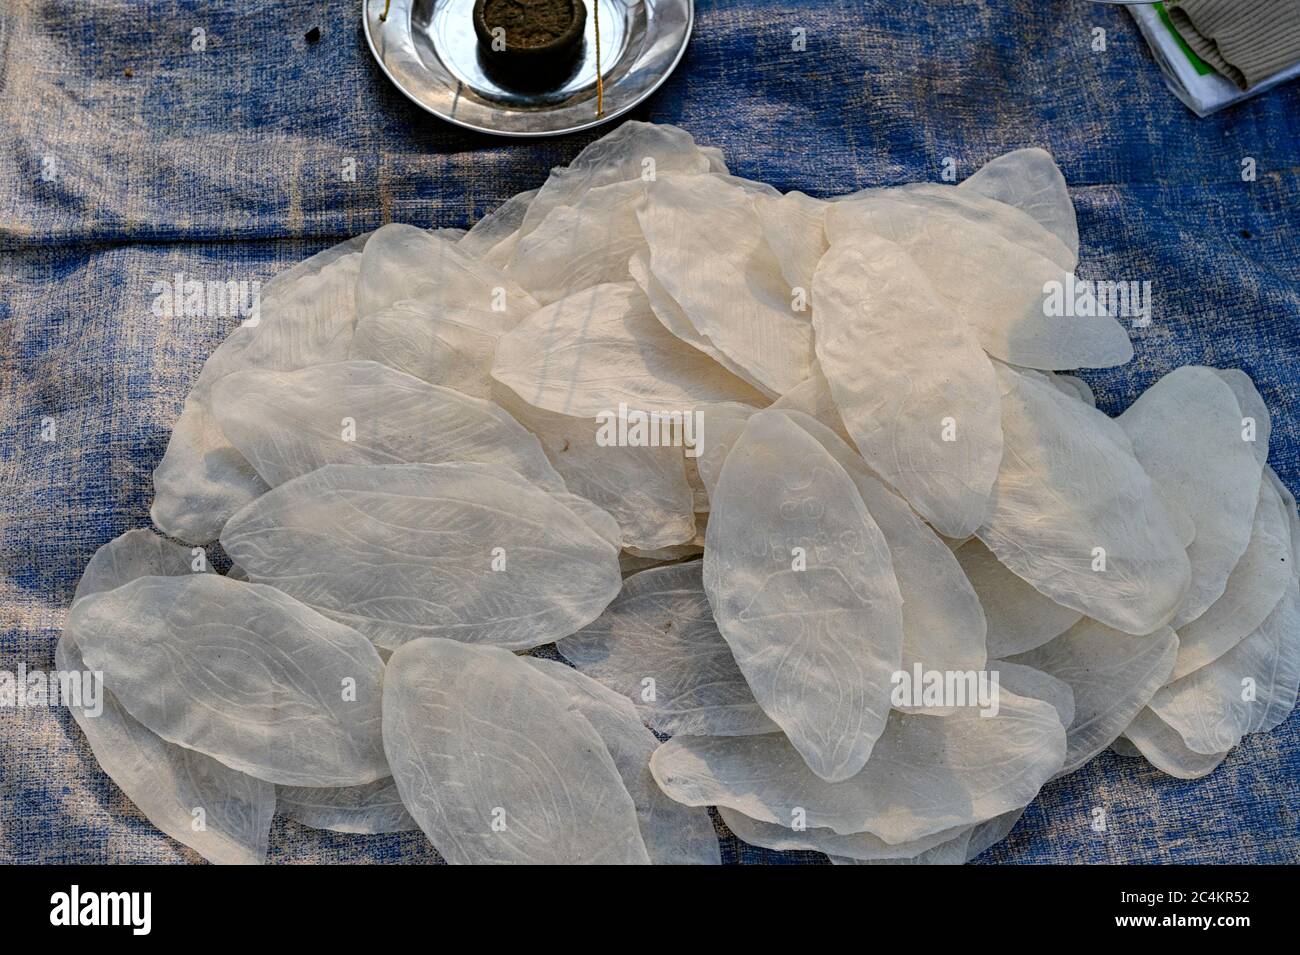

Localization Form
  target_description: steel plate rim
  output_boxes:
[362,0,695,138]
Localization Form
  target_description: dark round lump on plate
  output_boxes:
[482,0,580,49]
[473,0,587,89]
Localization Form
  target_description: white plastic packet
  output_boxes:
[1128,3,1300,116]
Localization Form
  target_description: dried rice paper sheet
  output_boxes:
[492,282,765,418]
[704,410,904,781]
[1109,735,1144,759]
[355,223,537,322]
[523,658,721,865]
[57,631,275,864]
[149,399,270,546]
[627,250,775,397]
[637,174,814,395]
[537,481,625,551]
[212,360,564,492]
[752,189,829,293]
[783,410,988,675]
[507,180,653,305]
[495,384,697,551]
[959,148,1080,264]
[954,538,1083,659]
[964,809,1027,862]
[69,574,388,787]
[1008,618,1178,776]
[73,528,210,602]
[517,121,716,241]
[1121,709,1229,779]
[350,297,514,399]
[812,236,1003,537]
[890,182,1075,272]
[1214,368,1271,467]
[151,250,362,543]
[259,233,369,302]
[700,146,729,173]
[825,195,1131,370]
[382,638,649,864]
[1172,475,1292,679]
[718,806,971,863]
[558,561,779,736]
[992,660,1076,729]
[1150,582,1300,756]
[713,172,784,201]
[458,187,539,268]
[1118,366,1263,628]
[1050,373,1096,406]
[829,835,971,865]
[222,245,365,375]
[770,363,851,442]
[277,778,418,835]
[977,364,1189,635]
[222,463,621,651]
[650,690,1065,844]
[693,402,760,503]
[59,531,273,865]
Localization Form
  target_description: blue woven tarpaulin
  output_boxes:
[1,0,1297,864]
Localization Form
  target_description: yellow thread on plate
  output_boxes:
[593,1,604,116]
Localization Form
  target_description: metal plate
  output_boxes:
[363,0,694,137]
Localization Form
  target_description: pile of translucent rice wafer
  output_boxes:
[60,122,1299,865]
